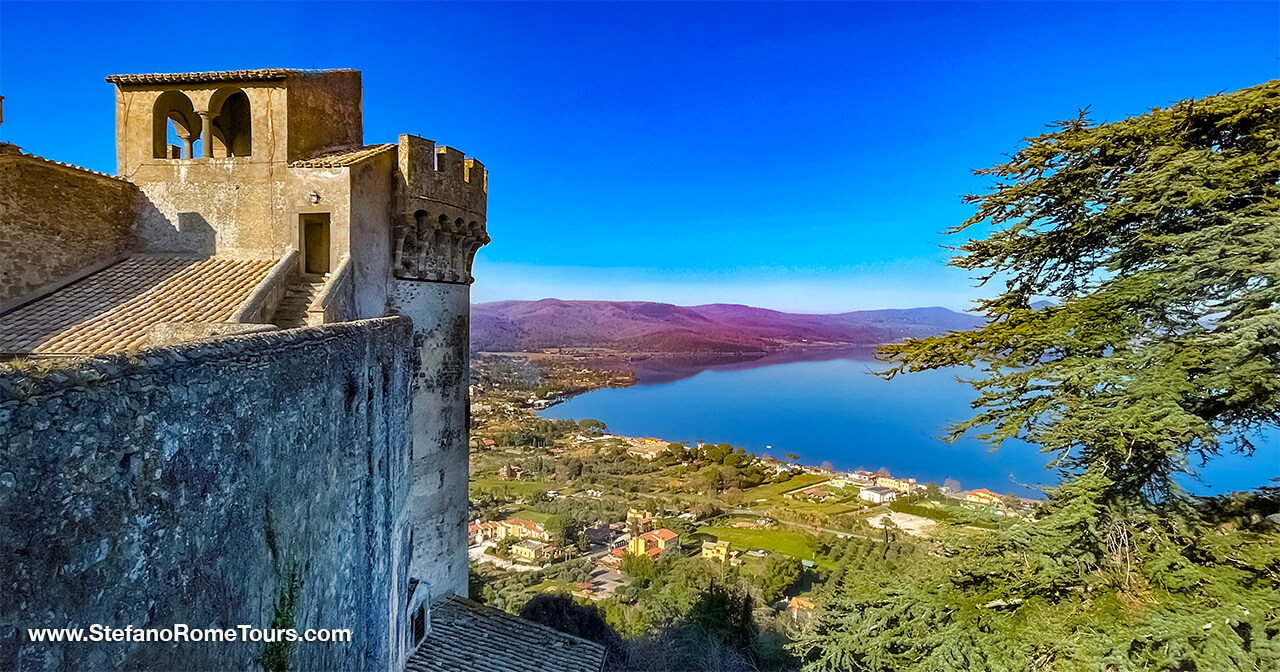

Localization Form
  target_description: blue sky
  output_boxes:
[2,1,1277,312]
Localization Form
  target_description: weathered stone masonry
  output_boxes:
[0,318,413,671]
[0,68,563,672]
[0,149,140,304]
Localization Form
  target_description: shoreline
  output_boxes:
[478,350,1046,500]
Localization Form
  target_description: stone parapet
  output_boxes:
[1,316,414,671]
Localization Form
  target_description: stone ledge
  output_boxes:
[0,316,414,403]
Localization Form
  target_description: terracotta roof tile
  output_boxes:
[105,69,304,85]
[406,595,606,672]
[290,143,396,168]
[0,256,277,356]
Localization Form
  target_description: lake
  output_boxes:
[541,352,1278,497]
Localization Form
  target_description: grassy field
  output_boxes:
[741,474,830,502]
[470,478,561,498]
[776,500,862,517]
[532,579,578,593]
[697,525,832,568]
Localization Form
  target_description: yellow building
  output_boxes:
[628,528,678,558]
[511,540,553,562]
[496,518,551,542]
[964,488,1002,507]
[700,540,730,562]
[626,508,661,533]
[875,475,918,494]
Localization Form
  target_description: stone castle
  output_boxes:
[0,70,604,671]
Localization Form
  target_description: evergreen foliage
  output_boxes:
[795,81,1280,671]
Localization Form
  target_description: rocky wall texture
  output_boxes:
[0,149,140,304]
[0,317,414,671]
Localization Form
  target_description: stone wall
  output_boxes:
[285,71,363,163]
[0,148,140,304]
[0,318,414,671]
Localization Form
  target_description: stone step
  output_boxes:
[271,277,331,329]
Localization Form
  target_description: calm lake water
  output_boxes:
[541,353,1278,497]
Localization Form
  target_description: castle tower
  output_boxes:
[388,135,488,599]
[106,69,489,599]
[1,68,608,672]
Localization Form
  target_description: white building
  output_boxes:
[859,486,899,504]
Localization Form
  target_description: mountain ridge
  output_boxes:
[470,299,984,354]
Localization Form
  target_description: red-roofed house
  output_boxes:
[496,517,551,543]
[627,528,678,558]
[964,489,1002,507]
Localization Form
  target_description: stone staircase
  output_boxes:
[271,274,328,328]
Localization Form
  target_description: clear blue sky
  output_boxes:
[2,1,1276,311]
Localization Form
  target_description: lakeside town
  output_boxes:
[466,353,1042,632]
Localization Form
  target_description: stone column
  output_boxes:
[197,111,214,158]
[178,133,195,159]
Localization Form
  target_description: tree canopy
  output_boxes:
[795,81,1280,671]
[880,80,1279,501]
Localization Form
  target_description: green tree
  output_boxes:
[621,553,658,586]
[795,82,1280,671]
[578,418,607,435]
[544,515,570,546]
[756,555,802,603]
[519,594,627,665]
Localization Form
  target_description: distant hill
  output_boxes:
[470,299,984,354]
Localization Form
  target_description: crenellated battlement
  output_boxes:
[392,135,489,284]
[397,135,487,218]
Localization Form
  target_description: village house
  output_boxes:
[788,596,816,619]
[964,488,1003,507]
[793,486,836,502]
[850,470,878,485]
[627,443,667,460]
[875,474,919,494]
[602,548,627,569]
[625,437,668,460]
[498,463,525,480]
[859,485,899,504]
[510,540,554,563]
[496,517,552,543]
[468,521,501,546]
[700,540,731,562]
[627,508,661,533]
[583,523,620,547]
[627,528,679,558]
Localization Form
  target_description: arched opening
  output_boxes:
[210,88,252,157]
[152,91,199,159]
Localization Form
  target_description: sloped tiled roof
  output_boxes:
[0,144,129,182]
[502,518,547,533]
[105,69,301,85]
[290,143,396,168]
[647,528,678,542]
[406,595,606,672]
[0,256,277,356]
